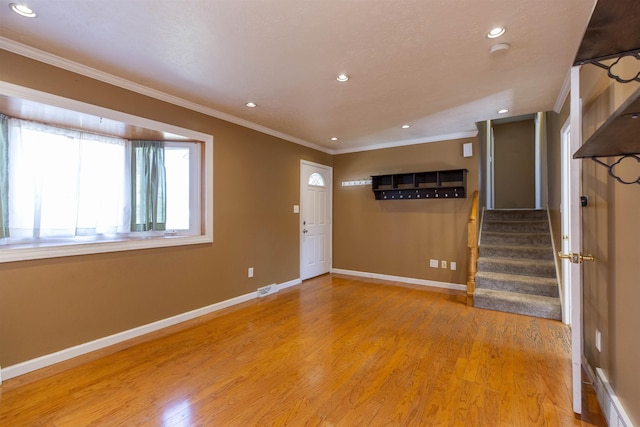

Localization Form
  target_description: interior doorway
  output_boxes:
[485,114,545,210]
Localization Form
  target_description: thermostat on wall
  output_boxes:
[463,142,473,158]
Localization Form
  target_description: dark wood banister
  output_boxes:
[467,191,479,306]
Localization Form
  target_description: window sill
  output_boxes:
[0,234,213,263]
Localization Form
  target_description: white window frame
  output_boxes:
[0,82,213,263]
[163,141,202,236]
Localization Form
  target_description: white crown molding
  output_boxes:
[553,67,573,113]
[0,37,478,156]
[333,130,479,155]
[0,37,332,154]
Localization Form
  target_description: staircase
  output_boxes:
[474,209,562,320]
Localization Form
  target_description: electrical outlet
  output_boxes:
[595,329,601,352]
[441,260,447,269]
[248,267,254,278]
[450,261,457,271]
[429,259,438,268]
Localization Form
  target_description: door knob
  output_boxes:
[557,251,595,263]
[303,229,308,233]
[580,254,595,262]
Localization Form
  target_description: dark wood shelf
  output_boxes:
[371,169,467,200]
[573,86,640,158]
[573,0,640,66]
[571,0,640,159]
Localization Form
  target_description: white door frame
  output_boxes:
[568,65,584,415]
[486,120,494,210]
[299,160,332,280]
[560,117,572,325]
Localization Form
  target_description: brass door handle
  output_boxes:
[557,251,595,263]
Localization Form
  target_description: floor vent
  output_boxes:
[595,368,634,427]
[257,284,278,298]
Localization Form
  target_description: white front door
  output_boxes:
[300,161,332,280]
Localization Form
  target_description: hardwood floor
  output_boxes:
[0,274,605,426]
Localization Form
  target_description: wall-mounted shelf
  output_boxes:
[573,86,640,159]
[371,169,467,200]
[570,0,640,185]
[573,0,640,84]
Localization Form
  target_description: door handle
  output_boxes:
[557,251,595,263]
[303,229,308,233]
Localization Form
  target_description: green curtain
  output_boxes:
[0,114,8,238]
[130,140,166,232]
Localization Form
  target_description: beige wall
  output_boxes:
[0,49,332,366]
[493,119,536,209]
[0,50,479,370]
[333,139,478,284]
[578,66,640,424]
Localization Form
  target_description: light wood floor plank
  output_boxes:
[0,274,605,426]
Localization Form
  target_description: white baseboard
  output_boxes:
[331,268,466,291]
[594,367,635,427]
[278,277,302,290]
[0,277,301,382]
[584,357,635,427]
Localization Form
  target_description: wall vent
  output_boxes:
[595,368,635,427]
[257,284,278,298]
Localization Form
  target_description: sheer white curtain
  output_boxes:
[7,119,128,239]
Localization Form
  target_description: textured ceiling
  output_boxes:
[0,0,596,153]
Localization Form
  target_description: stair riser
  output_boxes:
[474,294,561,320]
[481,232,551,246]
[475,276,559,297]
[482,221,549,233]
[483,210,547,221]
[480,246,554,261]
[477,259,556,278]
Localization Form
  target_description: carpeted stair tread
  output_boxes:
[483,209,548,220]
[474,288,562,320]
[482,219,549,233]
[475,271,559,297]
[477,256,555,278]
[480,243,554,260]
[481,231,551,246]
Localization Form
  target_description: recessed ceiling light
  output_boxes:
[336,74,349,82]
[331,137,338,141]
[401,124,410,129]
[9,3,36,17]
[245,102,257,108]
[497,108,509,114]
[487,27,505,39]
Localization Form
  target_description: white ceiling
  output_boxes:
[0,0,596,153]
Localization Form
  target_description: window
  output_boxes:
[0,83,213,263]
[308,172,325,187]
[7,119,128,239]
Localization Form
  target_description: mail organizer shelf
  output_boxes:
[371,169,467,200]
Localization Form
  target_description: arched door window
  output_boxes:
[308,172,325,187]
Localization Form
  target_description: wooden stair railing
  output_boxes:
[467,191,479,306]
